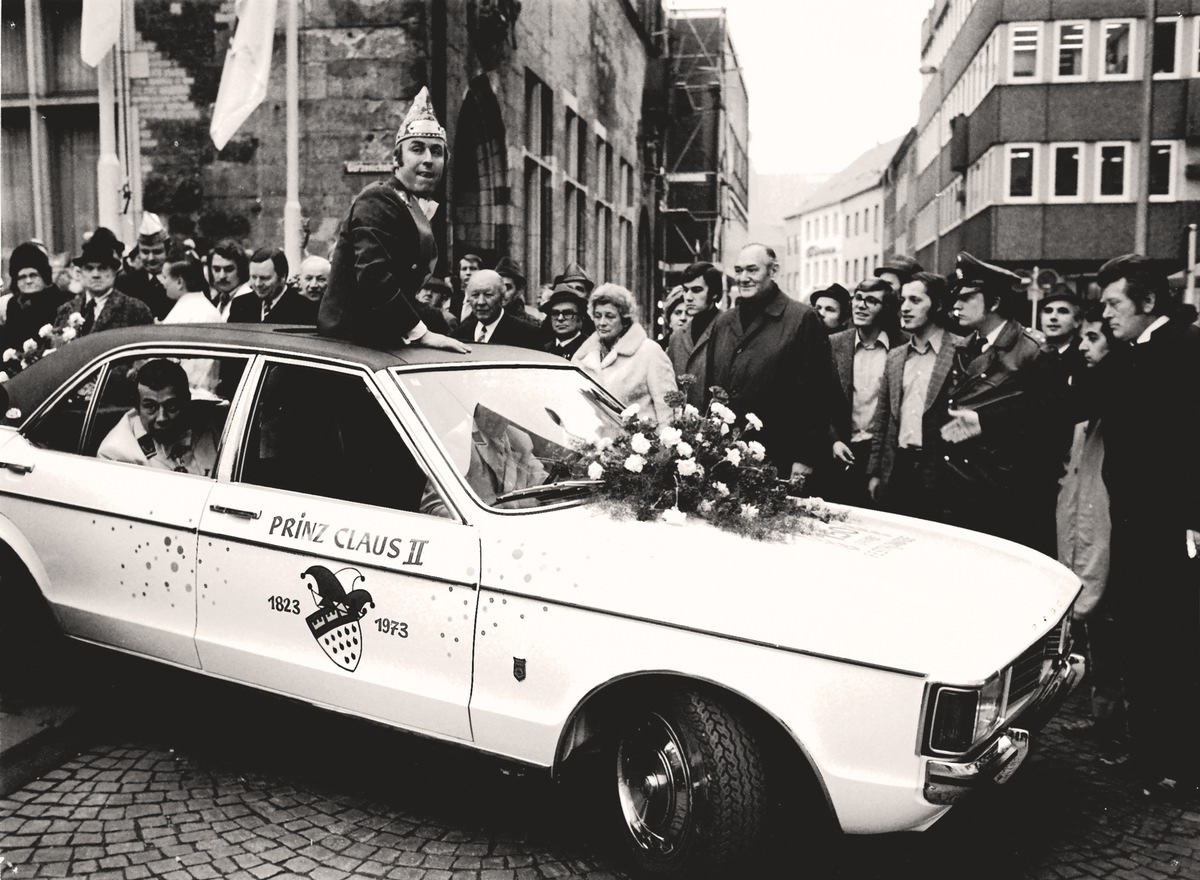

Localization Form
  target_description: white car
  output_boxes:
[0,325,1080,878]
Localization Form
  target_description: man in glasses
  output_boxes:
[540,283,591,359]
[98,359,220,476]
[823,278,903,505]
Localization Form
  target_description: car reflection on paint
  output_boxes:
[0,324,1081,879]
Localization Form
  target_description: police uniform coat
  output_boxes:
[706,283,833,472]
[318,176,437,347]
[939,318,1064,548]
[54,290,154,335]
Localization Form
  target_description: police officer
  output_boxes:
[938,252,1064,551]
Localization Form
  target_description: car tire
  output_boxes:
[614,686,767,878]
[0,551,67,696]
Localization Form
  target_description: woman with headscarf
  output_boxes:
[573,283,678,425]
[3,242,68,351]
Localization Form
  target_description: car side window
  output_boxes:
[22,367,103,454]
[240,362,435,514]
[86,354,249,473]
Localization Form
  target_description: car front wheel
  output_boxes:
[615,686,767,878]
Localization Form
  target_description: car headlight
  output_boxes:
[926,673,1004,755]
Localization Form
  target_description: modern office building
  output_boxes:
[895,0,1200,294]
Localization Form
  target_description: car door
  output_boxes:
[0,350,250,667]
[195,358,480,742]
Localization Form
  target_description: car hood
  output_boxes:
[479,504,1080,682]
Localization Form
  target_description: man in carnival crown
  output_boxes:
[318,87,468,353]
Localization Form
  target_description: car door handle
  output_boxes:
[0,460,33,475]
[209,504,261,520]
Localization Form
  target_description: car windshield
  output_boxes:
[393,365,626,510]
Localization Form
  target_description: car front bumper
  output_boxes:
[923,652,1084,805]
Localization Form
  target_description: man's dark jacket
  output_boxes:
[53,291,154,335]
[706,282,833,471]
[454,312,543,350]
[2,288,70,349]
[318,176,437,347]
[544,332,590,360]
[228,289,317,324]
[117,266,173,321]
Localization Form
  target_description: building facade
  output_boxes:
[781,136,905,298]
[896,0,1200,289]
[3,0,667,314]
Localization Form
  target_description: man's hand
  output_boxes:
[790,462,814,481]
[868,476,882,501]
[414,330,471,354]
[941,407,982,444]
[832,441,855,465]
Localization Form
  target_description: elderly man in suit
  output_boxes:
[540,284,591,360]
[667,261,723,408]
[867,272,962,520]
[229,247,318,324]
[55,228,154,335]
[707,243,833,485]
[1094,254,1200,802]
[454,270,542,348]
[823,277,902,505]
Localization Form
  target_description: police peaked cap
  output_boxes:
[950,252,1022,296]
[874,254,924,283]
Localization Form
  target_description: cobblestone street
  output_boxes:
[1,656,1197,880]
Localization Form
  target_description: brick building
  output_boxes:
[892,0,1200,293]
[3,0,667,313]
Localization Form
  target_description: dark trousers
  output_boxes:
[882,447,946,524]
[818,439,875,507]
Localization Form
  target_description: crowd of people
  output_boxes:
[2,86,1196,804]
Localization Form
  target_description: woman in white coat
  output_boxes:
[573,283,677,424]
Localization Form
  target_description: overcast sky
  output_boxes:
[669,0,936,174]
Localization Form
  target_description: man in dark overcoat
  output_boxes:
[1095,254,1199,802]
[937,252,1064,550]
[317,87,466,354]
[707,243,833,484]
[668,261,723,408]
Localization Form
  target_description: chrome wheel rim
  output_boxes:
[616,713,693,859]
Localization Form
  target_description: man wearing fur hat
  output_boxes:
[116,212,174,320]
[54,228,154,335]
[319,87,468,353]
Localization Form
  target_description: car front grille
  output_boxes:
[1008,614,1069,707]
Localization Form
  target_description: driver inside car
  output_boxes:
[97,358,220,476]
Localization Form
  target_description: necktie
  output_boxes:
[261,301,271,322]
[216,292,230,313]
[475,323,488,343]
[81,298,97,335]
[964,334,985,363]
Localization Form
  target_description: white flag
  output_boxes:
[80,0,121,67]
[210,0,279,150]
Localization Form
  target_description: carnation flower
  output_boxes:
[740,503,759,519]
[59,327,76,342]
[597,436,614,450]
[630,432,651,454]
[0,373,7,383]
[661,506,687,525]
[676,458,699,477]
[22,339,38,354]
[699,499,714,513]
[714,481,730,496]
[68,311,85,328]
[38,324,53,339]
[2,349,17,362]
[745,413,763,431]
[587,461,604,480]
[619,403,641,421]
[714,403,736,424]
[41,347,55,355]
[624,454,646,473]
[659,425,683,447]
[683,404,700,418]
[747,440,766,461]
[676,441,693,458]
[5,407,20,420]
[724,447,742,467]
[720,423,729,436]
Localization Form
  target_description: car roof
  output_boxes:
[2,323,564,417]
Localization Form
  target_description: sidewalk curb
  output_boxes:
[0,700,94,798]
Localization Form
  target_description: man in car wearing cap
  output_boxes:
[117,212,175,320]
[541,283,591,360]
[318,88,467,353]
[668,261,724,408]
[55,228,154,336]
[938,252,1063,551]
[874,254,923,294]
[1093,254,1199,802]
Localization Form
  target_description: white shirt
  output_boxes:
[474,313,502,342]
[1135,315,1171,344]
[164,291,222,324]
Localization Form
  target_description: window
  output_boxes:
[1050,143,1084,202]
[1010,23,1041,80]
[1101,20,1135,79]
[524,71,554,285]
[1004,144,1037,201]
[242,362,433,513]
[1194,15,1200,76]
[563,109,588,269]
[1149,141,1176,199]
[1153,18,1179,77]
[845,216,851,238]
[1096,142,1130,200]
[1054,21,1086,80]
[2,0,101,256]
[594,135,615,283]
